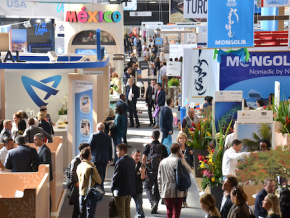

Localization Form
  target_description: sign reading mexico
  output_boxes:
[207,0,254,48]
[66,6,121,23]
[183,0,208,19]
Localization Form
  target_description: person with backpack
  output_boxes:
[66,143,91,218]
[157,143,192,218]
[142,130,168,214]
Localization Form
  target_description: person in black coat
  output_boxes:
[280,188,290,218]
[160,98,174,143]
[111,143,136,217]
[220,175,238,218]
[88,123,112,189]
[34,133,53,181]
[255,178,276,218]
[5,135,40,172]
[154,83,165,128]
[125,78,140,128]
[145,80,156,126]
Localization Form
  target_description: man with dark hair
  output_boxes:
[0,120,12,143]
[5,135,40,172]
[222,139,250,177]
[142,130,168,214]
[160,61,168,92]
[116,94,137,147]
[125,78,140,128]
[0,137,14,171]
[220,175,238,218]
[69,143,90,218]
[77,147,101,218]
[23,118,52,143]
[158,143,191,218]
[146,80,156,127]
[160,98,174,143]
[154,83,165,129]
[131,149,146,218]
[255,178,276,218]
[111,143,136,217]
[34,133,53,181]
[88,122,112,189]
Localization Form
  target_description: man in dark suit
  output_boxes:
[160,98,174,143]
[255,178,276,218]
[220,175,238,218]
[5,135,40,172]
[146,80,156,126]
[34,133,53,181]
[154,83,165,129]
[0,120,12,143]
[125,78,140,128]
[111,143,136,217]
[116,94,137,147]
[88,123,112,189]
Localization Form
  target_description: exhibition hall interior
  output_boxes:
[0,0,289,218]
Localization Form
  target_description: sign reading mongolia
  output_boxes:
[220,51,290,108]
[207,0,254,48]
[65,6,121,23]
[261,0,289,7]
[183,0,208,19]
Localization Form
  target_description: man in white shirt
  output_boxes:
[222,139,250,177]
[0,137,14,172]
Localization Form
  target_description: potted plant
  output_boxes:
[58,94,68,121]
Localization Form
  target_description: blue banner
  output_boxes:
[75,81,93,155]
[207,0,254,48]
[220,51,290,107]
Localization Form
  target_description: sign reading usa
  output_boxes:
[207,0,254,48]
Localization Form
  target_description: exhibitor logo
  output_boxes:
[22,75,62,107]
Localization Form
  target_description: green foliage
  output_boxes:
[273,99,290,134]
[241,124,272,151]
[168,78,180,88]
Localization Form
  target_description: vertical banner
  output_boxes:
[182,48,218,106]
[183,0,208,19]
[207,0,254,48]
[75,81,93,155]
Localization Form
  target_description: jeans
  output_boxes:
[132,193,145,218]
[144,171,160,207]
[94,162,107,190]
[164,198,183,218]
[155,106,164,126]
[79,195,97,218]
[113,135,122,161]
[114,195,131,218]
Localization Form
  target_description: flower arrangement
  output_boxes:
[273,99,290,134]
[168,77,180,88]
[198,121,232,190]
[236,145,290,187]
[58,94,68,115]
[187,119,212,149]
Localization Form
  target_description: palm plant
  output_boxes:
[241,123,272,151]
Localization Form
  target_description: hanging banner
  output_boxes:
[183,0,208,19]
[261,0,289,7]
[220,51,290,108]
[182,48,219,106]
[74,80,93,155]
[207,0,254,48]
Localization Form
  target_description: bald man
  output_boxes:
[88,123,112,189]
[182,108,199,133]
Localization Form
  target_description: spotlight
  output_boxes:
[23,20,31,28]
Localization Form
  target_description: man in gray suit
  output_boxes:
[5,135,40,172]
[23,118,52,143]
[34,133,53,181]
[0,120,12,143]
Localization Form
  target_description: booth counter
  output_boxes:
[0,165,50,218]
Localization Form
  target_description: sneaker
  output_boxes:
[153,125,159,129]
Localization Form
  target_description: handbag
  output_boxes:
[162,135,172,155]
[29,147,39,172]
[109,199,118,218]
[152,106,160,118]
[84,168,105,205]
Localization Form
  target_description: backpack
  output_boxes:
[148,143,163,172]
[175,158,191,191]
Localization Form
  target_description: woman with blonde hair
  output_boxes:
[200,193,221,218]
[262,193,282,218]
[37,111,52,137]
[103,108,115,135]
[228,185,251,218]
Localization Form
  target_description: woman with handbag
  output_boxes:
[77,147,102,218]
